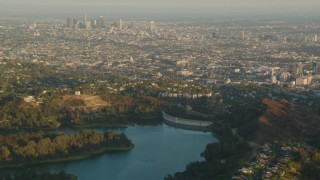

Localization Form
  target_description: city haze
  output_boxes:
[1,0,320,17]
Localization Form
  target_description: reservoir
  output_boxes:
[2,124,216,180]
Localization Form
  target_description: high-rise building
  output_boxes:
[83,14,88,28]
[284,36,287,43]
[128,22,134,30]
[315,35,318,42]
[150,21,156,32]
[91,19,97,28]
[67,17,77,29]
[73,18,78,28]
[271,75,277,84]
[241,31,245,40]
[271,69,277,84]
[84,14,88,24]
[29,21,37,29]
[313,61,318,74]
[86,21,92,30]
[98,16,105,28]
[294,63,304,77]
[67,17,74,28]
[280,72,289,83]
[119,19,123,30]
[67,17,72,28]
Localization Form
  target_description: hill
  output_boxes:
[238,98,320,147]
[63,95,110,110]
[166,97,320,180]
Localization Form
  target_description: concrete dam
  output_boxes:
[162,111,213,131]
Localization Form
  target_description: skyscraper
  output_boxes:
[313,61,318,74]
[83,14,88,28]
[295,63,304,77]
[271,75,277,84]
[315,35,318,42]
[271,69,277,84]
[150,21,156,32]
[67,17,77,29]
[98,16,105,28]
[73,18,78,28]
[84,14,87,24]
[86,21,92,30]
[29,21,37,30]
[91,19,97,28]
[241,31,245,40]
[119,19,123,30]
[33,21,37,29]
[67,17,74,28]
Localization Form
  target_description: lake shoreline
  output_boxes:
[0,145,134,169]
[64,123,129,129]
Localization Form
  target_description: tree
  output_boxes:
[301,163,320,179]
[53,135,70,154]
[105,131,117,141]
[36,138,52,157]
[14,145,38,158]
[298,148,309,164]
[314,152,320,164]
[0,146,11,161]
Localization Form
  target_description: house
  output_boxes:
[240,167,253,174]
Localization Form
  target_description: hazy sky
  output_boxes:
[1,0,320,17]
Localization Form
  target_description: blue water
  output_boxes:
[5,124,216,180]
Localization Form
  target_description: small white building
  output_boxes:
[24,96,35,103]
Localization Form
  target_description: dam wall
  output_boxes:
[162,111,213,131]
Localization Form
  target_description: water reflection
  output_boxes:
[1,124,216,180]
